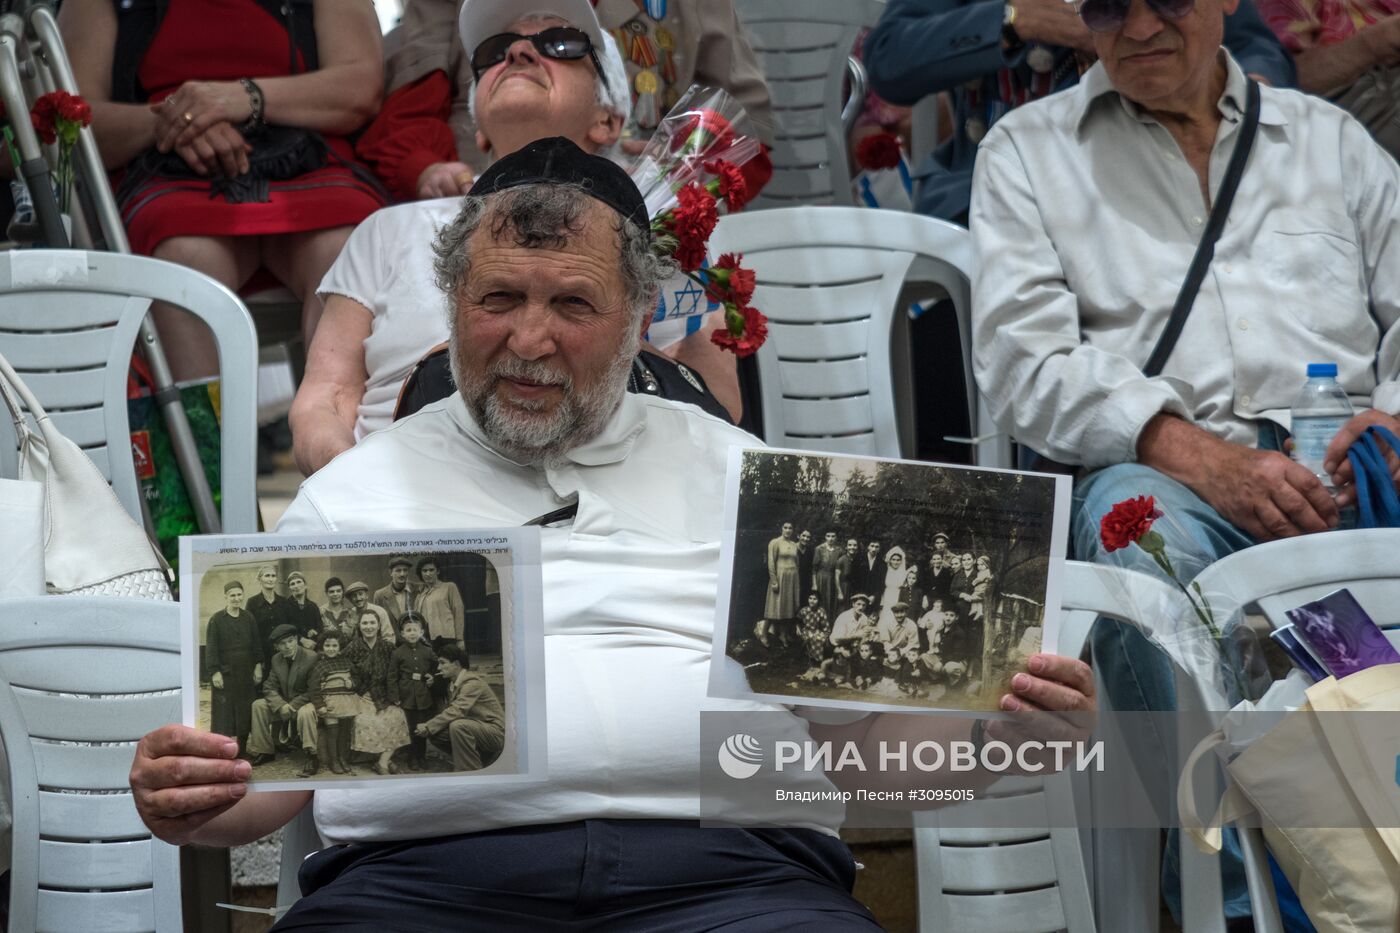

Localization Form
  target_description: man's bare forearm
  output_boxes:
[188,791,313,847]
[1295,31,1388,94]
[1134,413,1218,489]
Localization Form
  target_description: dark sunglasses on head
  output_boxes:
[1077,0,1195,32]
[471,26,609,90]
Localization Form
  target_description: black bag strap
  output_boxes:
[1143,78,1261,377]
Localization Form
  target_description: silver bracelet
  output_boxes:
[237,77,265,135]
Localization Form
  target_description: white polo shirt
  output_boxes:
[279,392,843,842]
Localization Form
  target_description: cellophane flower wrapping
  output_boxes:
[1096,506,1271,711]
[629,85,763,220]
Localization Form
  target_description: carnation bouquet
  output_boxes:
[1098,495,1267,708]
[30,90,93,213]
[629,86,768,357]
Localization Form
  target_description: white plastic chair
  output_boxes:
[1184,528,1400,933]
[708,207,1011,466]
[734,0,884,208]
[913,560,1184,933]
[1190,527,1400,637]
[0,596,183,932]
[0,249,260,533]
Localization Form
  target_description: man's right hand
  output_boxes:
[1139,414,1338,540]
[130,725,250,845]
[416,161,475,199]
[1007,0,1095,53]
[210,672,224,690]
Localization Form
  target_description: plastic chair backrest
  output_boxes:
[734,0,883,208]
[0,596,183,932]
[0,250,259,532]
[709,207,1010,466]
[1190,528,1400,637]
[911,561,1164,932]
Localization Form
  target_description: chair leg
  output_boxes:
[179,847,232,933]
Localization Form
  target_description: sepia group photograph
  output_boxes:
[710,448,1071,714]
[180,529,546,791]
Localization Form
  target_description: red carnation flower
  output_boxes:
[855,132,903,171]
[703,158,751,211]
[705,253,756,306]
[30,95,57,145]
[677,108,735,156]
[665,183,718,272]
[57,94,92,127]
[1099,496,1164,553]
[712,304,768,358]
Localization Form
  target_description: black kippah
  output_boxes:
[472,137,649,232]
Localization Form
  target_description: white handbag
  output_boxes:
[1179,666,1400,932]
[0,349,171,599]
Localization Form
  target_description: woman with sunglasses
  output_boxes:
[357,0,774,201]
[60,0,388,382]
[291,7,633,477]
[292,5,744,475]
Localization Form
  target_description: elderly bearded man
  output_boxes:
[131,139,1095,930]
[291,0,736,476]
[970,0,1400,920]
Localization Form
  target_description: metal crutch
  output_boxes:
[24,4,224,533]
[0,14,66,249]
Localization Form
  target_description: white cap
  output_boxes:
[458,0,607,67]
[460,0,631,120]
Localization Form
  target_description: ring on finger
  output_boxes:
[183,112,195,124]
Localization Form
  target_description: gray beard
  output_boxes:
[451,329,635,467]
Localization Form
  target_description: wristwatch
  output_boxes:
[1002,2,1025,53]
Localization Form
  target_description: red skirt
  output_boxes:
[119,137,386,255]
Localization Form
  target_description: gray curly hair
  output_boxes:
[432,182,674,326]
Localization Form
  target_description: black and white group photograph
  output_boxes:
[181,531,546,790]
[713,449,1070,713]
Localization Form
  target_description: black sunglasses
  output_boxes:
[1077,0,1195,32]
[471,26,609,90]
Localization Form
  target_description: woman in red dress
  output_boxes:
[61,0,386,380]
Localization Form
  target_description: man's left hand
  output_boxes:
[1323,408,1400,508]
[989,653,1097,762]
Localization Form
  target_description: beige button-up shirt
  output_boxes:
[970,51,1400,469]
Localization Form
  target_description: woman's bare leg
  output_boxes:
[262,226,355,347]
[151,235,259,382]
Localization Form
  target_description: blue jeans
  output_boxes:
[1072,463,1255,922]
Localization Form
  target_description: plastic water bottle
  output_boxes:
[1291,362,1355,526]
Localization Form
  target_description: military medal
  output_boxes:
[644,0,667,21]
[965,116,987,143]
[633,69,661,129]
[1027,45,1054,74]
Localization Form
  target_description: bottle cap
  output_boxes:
[1306,363,1338,378]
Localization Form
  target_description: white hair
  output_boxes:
[468,13,631,157]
